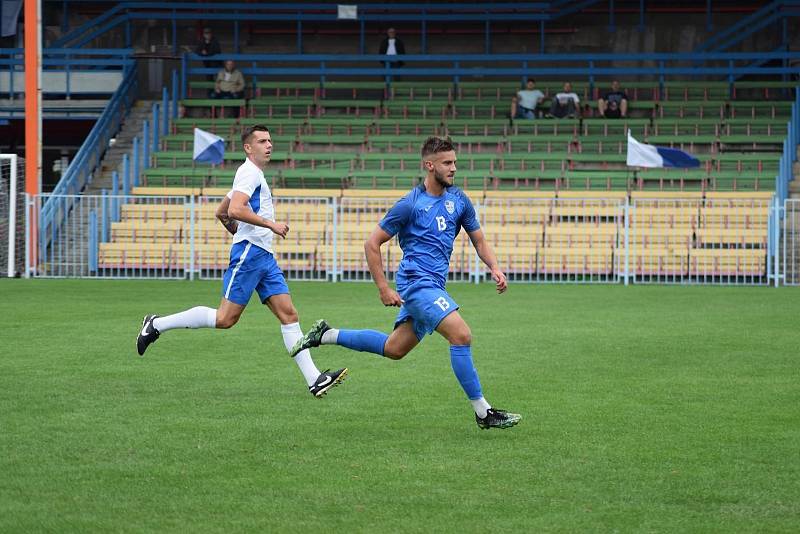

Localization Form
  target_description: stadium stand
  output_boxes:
[93,72,795,281]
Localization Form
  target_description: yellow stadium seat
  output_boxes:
[688,248,767,276]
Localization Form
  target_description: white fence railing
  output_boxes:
[22,193,795,286]
[784,199,800,286]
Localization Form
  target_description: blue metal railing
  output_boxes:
[39,65,138,254]
[52,2,602,53]
[695,0,800,53]
[1,48,134,99]
[180,51,800,96]
[775,89,800,203]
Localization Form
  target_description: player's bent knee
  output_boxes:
[279,310,299,325]
[449,328,472,346]
[384,348,408,360]
[383,341,410,359]
[216,313,240,329]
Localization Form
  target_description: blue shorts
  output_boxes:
[393,280,459,341]
[221,241,289,306]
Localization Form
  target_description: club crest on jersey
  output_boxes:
[444,200,455,214]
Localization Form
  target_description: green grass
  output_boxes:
[1,280,799,532]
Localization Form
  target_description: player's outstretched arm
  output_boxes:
[468,228,507,293]
[227,191,289,238]
[365,226,404,306]
[215,195,238,236]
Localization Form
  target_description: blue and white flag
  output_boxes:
[626,130,700,168]
[193,128,225,165]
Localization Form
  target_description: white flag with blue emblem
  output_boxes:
[626,130,700,168]
[193,128,225,165]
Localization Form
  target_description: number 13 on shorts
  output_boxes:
[434,296,450,311]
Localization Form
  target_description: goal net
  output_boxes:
[0,155,26,277]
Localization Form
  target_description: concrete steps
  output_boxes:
[85,100,159,195]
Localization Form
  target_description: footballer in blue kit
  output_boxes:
[291,136,521,429]
[136,125,348,398]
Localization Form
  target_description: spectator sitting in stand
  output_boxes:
[213,60,245,99]
[548,82,581,119]
[511,78,545,120]
[212,60,245,118]
[598,80,629,118]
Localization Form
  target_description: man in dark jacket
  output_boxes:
[196,27,222,70]
[378,27,405,67]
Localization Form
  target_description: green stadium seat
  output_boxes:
[722,118,789,136]
[651,118,721,136]
[491,169,562,190]
[728,101,793,119]
[358,152,422,171]
[295,134,366,151]
[389,81,453,101]
[371,118,444,136]
[316,99,382,118]
[456,80,520,101]
[321,81,387,100]
[256,81,320,99]
[449,100,509,120]
[141,167,236,188]
[656,100,726,119]
[240,117,307,134]
[507,133,575,153]
[499,153,566,172]
[303,118,374,136]
[290,152,357,170]
[181,98,246,119]
[512,119,580,136]
[279,169,348,189]
[365,134,425,152]
[662,81,729,101]
[732,81,797,100]
[574,135,626,155]
[562,169,633,191]
[248,98,316,118]
[349,170,422,189]
[382,101,448,119]
[172,117,240,135]
[443,118,510,136]
[581,118,650,137]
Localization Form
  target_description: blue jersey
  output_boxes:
[379,184,480,290]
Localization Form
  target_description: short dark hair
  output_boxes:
[527,78,536,84]
[242,125,270,145]
[421,136,454,158]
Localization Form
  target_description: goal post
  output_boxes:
[1,154,24,278]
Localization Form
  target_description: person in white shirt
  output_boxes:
[378,27,406,67]
[136,125,348,398]
[511,78,545,120]
[548,82,581,119]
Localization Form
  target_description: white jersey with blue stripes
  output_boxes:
[230,157,275,253]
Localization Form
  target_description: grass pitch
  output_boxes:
[1,279,799,532]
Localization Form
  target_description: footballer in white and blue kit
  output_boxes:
[291,137,521,429]
[136,125,347,398]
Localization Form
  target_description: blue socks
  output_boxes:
[449,345,484,400]
[337,329,388,356]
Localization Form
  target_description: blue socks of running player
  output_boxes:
[449,345,484,401]
[336,329,388,356]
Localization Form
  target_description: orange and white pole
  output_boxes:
[24,0,41,274]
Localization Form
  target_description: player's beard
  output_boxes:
[434,170,453,188]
